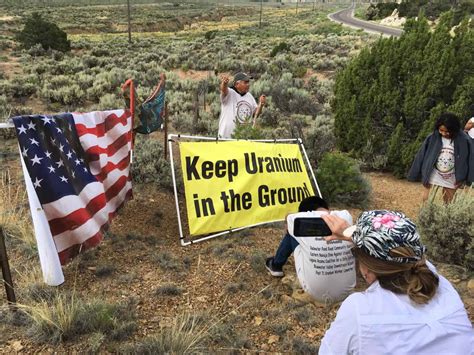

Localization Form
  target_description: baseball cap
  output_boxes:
[233,72,252,82]
[343,210,426,264]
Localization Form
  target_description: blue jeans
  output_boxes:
[273,232,299,268]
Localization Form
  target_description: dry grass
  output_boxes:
[122,312,209,354]
[0,170,36,253]
[18,292,81,343]
[17,291,137,344]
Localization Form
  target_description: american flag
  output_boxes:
[13,110,133,264]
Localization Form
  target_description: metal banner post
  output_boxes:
[168,135,320,246]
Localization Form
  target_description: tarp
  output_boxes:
[179,140,315,236]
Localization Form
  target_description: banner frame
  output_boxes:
[168,134,322,246]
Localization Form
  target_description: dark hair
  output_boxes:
[298,196,329,212]
[434,112,461,138]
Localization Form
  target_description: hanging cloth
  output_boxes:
[137,74,166,134]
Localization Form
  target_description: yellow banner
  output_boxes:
[179,141,315,236]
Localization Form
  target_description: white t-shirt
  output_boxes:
[291,210,356,303]
[468,117,474,139]
[218,88,257,139]
[429,137,456,188]
[319,262,474,355]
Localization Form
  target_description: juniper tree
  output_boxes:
[332,12,473,175]
[16,12,71,52]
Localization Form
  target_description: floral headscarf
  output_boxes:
[347,210,426,263]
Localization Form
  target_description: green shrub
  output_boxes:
[204,30,217,40]
[249,250,266,273]
[232,122,265,140]
[16,13,71,52]
[154,284,183,297]
[316,152,371,208]
[366,3,398,20]
[270,41,289,57]
[96,93,123,111]
[358,139,388,171]
[0,94,11,121]
[304,115,336,165]
[27,43,46,56]
[152,251,182,271]
[269,75,318,116]
[131,136,178,190]
[417,188,474,271]
[397,0,465,21]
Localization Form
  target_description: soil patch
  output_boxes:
[0,154,471,353]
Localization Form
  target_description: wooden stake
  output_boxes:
[0,226,16,306]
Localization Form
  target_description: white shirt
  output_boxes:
[218,88,257,138]
[429,137,456,188]
[468,117,474,139]
[319,262,474,355]
[292,210,356,303]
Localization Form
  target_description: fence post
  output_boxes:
[0,226,16,306]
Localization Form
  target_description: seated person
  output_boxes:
[265,196,356,303]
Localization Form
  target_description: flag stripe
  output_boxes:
[43,168,129,218]
[84,133,130,162]
[50,182,130,240]
[56,183,132,264]
[54,184,132,252]
[89,144,131,175]
[94,155,130,182]
[49,174,130,238]
[49,193,106,236]
[77,117,131,149]
[75,112,130,138]
[73,110,129,129]
[54,188,129,252]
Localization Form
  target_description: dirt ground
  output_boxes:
[0,143,472,353]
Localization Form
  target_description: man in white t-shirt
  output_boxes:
[265,196,356,303]
[217,72,266,138]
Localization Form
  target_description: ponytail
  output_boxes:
[405,260,439,304]
[354,248,439,304]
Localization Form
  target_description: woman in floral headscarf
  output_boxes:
[318,210,473,355]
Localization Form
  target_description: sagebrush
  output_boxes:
[131,135,176,190]
[417,188,474,271]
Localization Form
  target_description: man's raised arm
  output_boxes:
[220,74,230,98]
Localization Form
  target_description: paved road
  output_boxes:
[329,6,403,37]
